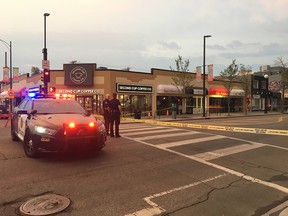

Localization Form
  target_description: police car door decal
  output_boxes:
[18,114,28,141]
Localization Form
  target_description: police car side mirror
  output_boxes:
[16,110,28,115]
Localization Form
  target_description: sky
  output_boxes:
[1,0,288,80]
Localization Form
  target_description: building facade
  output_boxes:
[1,63,250,116]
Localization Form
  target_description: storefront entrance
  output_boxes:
[75,95,103,114]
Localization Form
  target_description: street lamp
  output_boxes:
[43,13,50,61]
[264,74,268,114]
[0,39,13,113]
[203,35,211,117]
[43,13,50,94]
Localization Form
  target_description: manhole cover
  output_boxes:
[19,194,70,216]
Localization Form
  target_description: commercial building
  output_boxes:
[1,63,248,117]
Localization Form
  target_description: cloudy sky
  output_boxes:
[1,0,288,80]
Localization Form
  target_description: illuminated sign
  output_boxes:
[117,84,152,93]
[58,89,101,94]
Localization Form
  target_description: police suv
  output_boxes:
[11,93,106,158]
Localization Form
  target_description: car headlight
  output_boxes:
[35,126,56,135]
[99,124,105,133]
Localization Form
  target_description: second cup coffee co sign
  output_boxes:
[117,83,152,93]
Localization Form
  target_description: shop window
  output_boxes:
[253,80,259,89]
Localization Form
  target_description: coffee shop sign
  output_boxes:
[58,89,101,94]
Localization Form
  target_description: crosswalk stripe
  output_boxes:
[193,143,263,161]
[121,126,166,133]
[134,131,200,141]
[122,128,183,136]
[157,135,224,148]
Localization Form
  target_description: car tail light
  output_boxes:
[88,122,95,127]
[68,122,75,128]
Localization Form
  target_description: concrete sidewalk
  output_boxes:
[122,111,285,123]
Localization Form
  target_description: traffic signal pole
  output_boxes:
[43,13,50,94]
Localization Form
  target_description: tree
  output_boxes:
[31,66,40,76]
[238,65,252,115]
[274,57,288,113]
[170,55,194,114]
[219,59,239,115]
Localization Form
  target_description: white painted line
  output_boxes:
[123,136,288,194]
[194,143,263,161]
[125,173,227,216]
[121,126,166,133]
[157,135,224,149]
[135,131,200,141]
[123,128,182,136]
[120,125,154,130]
[125,207,163,216]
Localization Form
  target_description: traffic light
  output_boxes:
[40,75,44,85]
[49,87,56,93]
[44,69,50,83]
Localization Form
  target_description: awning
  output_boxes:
[157,85,181,94]
[209,88,228,96]
[230,89,245,96]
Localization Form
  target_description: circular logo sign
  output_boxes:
[70,66,88,84]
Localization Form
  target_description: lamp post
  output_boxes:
[43,13,50,94]
[203,35,211,117]
[0,39,13,113]
[264,74,268,114]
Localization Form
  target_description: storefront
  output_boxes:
[208,87,244,113]
[116,83,152,116]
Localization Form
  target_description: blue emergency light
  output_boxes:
[28,92,36,98]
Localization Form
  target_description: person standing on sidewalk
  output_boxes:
[109,92,122,138]
[102,94,111,135]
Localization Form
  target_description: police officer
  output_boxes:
[109,92,122,138]
[102,94,110,135]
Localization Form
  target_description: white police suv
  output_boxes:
[11,93,106,158]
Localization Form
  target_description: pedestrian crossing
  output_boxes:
[120,123,265,161]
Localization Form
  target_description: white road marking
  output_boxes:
[157,135,224,148]
[120,125,161,132]
[125,173,227,216]
[134,131,200,141]
[194,143,263,161]
[121,124,288,215]
[123,128,182,136]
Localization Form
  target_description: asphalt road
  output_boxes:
[0,115,287,216]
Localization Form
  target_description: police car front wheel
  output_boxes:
[23,133,39,158]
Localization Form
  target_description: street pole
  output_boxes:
[203,35,211,117]
[9,41,12,113]
[0,39,13,113]
[43,13,50,94]
[264,74,268,114]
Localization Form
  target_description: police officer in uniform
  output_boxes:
[109,92,122,137]
[102,94,110,134]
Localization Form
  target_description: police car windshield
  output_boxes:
[33,99,86,114]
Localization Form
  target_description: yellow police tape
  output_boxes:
[95,115,288,136]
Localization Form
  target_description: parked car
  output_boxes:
[0,104,9,118]
[11,93,106,158]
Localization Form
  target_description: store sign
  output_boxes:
[193,89,203,95]
[64,64,95,86]
[209,88,228,96]
[58,89,101,94]
[117,84,152,93]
